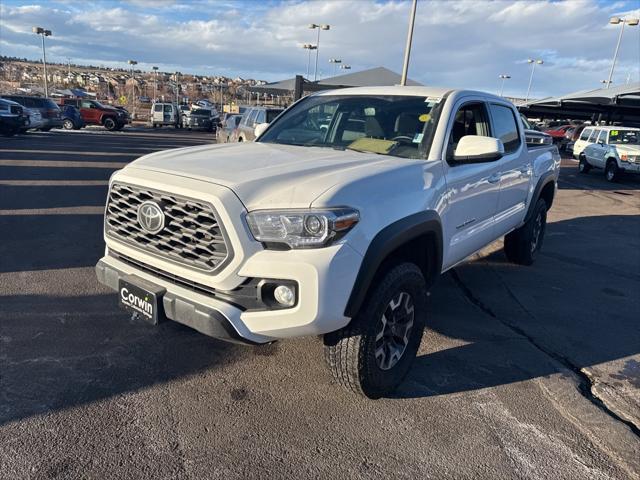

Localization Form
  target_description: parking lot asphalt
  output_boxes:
[1,128,639,479]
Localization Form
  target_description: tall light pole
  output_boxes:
[525,58,543,102]
[127,60,137,117]
[308,23,330,81]
[152,66,158,102]
[302,44,317,79]
[400,0,417,86]
[329,58,342,76]
[498,74,511,96]
[32,27,52,97]
[606,17,639,89]
[174,71,181,106]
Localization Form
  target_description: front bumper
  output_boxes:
[620,161,640,173]
[96,240,362,344]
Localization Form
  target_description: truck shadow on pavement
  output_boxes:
[398,214,640,399]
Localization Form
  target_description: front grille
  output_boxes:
[105,183,231,272]
[10,105,22,115]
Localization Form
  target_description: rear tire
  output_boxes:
[62,119,74,130]
[578,155,591,174]
[323,263,427,398]
[605,160,619,182]
[504,198,547,266]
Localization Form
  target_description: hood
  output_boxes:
[126,142,410,210]
[614,144,640,155]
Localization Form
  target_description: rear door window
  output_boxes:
[579,128,592,141]
[255,110,266,124]
[488,104,521,153]
[588,129,600,142]
[596,130,607,144]
[163,105,173,113]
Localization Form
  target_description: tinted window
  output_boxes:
[266,110,282,123]
[163,105,173,113]
[588,129,600,142]
[579,128,591,141]
[255,110,266,124]
[489,104,520,153]
[596,130,607,143]
[154,104,163,112]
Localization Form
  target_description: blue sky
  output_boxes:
[1,0,639,98]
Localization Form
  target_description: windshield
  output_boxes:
[192,109,211,116]
[258,95,441,159]
[609,129,639,145]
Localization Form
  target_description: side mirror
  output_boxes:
[254,122,269,139]
[453,135,504,163]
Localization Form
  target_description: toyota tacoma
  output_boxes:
[96,86,560,398]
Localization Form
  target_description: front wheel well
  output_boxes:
[373,233,439,289]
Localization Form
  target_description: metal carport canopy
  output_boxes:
[519,82,640,124]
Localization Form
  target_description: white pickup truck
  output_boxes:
[96,86,560,398]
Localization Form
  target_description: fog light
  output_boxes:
[273,285,295,307]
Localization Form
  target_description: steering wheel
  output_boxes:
[391,135,414,142]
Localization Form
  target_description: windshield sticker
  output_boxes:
[425,96,442,103]
[611,130,619,136]
[419,113,430,122]
[413,133,424,143]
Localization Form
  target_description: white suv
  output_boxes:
[97,86,559,397]
[575,126,640,182]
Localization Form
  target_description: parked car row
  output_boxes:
[150,102,220,132]
[215,105,284,143]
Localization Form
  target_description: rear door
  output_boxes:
[441,99,502,269]
[586,129,607,167]
[489,103,531,236]
[80,100,98,124]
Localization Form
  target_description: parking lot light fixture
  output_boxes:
[340,64,351,70]
[329,58,342,76]
[308,23,330,81]
[32,26,52,97]
[498,74,511,96]
[302,44,317,79]
[525,58,543,102]
[152,66,159,102]
[128,60,138,118]
[606,16,639,89]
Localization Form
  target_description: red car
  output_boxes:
[544,124,573,139]
[59,98,127,131]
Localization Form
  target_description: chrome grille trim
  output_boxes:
[105,182,232,273]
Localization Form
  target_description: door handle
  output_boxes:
[519,164,531,175]
[488,173,501,184]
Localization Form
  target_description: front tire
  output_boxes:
[62,119,74,130]
[605,160,619,182]
[103,117,117,131]
[323,263,427,398]
[578,155,591,174]
[504,198,547,266]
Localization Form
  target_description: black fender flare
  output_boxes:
[524,171,556,223]
[344,211,443,318]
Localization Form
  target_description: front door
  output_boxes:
[441,100,501,270]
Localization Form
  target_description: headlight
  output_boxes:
[246,208,359,249]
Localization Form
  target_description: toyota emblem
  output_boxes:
[137,201,165,234]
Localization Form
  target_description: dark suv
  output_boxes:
[0,95,63,131]
[60,98,127,131]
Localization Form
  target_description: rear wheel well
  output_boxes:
[539,181,555,209]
